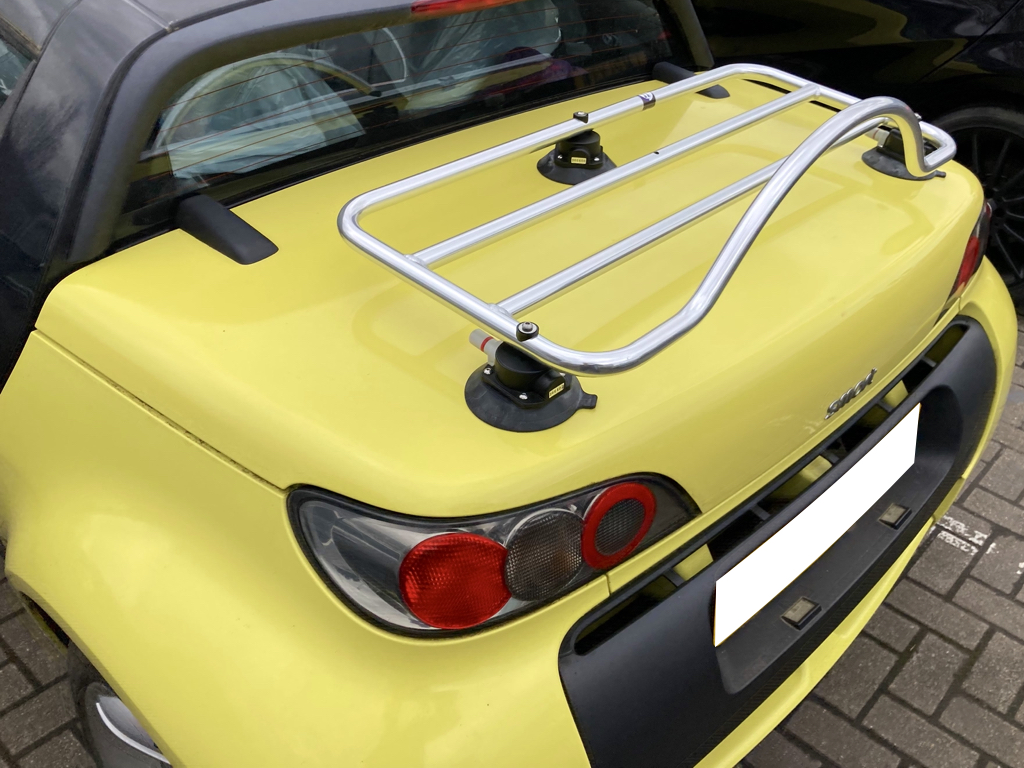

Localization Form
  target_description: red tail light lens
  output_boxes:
[292,478,697,634]
[411,0,526,17]
[951,201,992,298]
[399,534,510,629]
[582,483,656,569]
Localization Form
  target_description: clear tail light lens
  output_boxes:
[291,478,698,634]
[950,200,992,298]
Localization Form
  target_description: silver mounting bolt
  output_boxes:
[519,393,529,400]
[516,321,539,341]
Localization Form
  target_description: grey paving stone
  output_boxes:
[786,701,899,768]
[980,449,1024,500]
[1002,388,1024,430]
[909,532,977,594]
[863,695,977,768]
[814,636,896,718]
[0,616,64,686]
[0,683,73,754]
[973,535,1024,594]
[968,459,990,486]
[964,632,1024,713]
[745,731,821,768]
[941,696,1024,768]
[965,489,1024,537]
[1014,366,1024,388]
[0,663,32,712]
[18,730,95,768]
[865,604,920,652]
[889,633,966,715]
[984,440,1003,462]
[936,507,993,546]
[993,423,1024,454]
[954,579,1024,643]
[0,583,20,623]
[887,580,987,649]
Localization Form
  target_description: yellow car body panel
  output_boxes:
[0,258,1013,768]
[1,332,599,768]
[0,63,1016,767]
[38,77,982,526]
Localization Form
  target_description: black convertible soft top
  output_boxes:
[3,0,302,51]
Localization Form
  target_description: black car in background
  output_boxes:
[693,0,1024,301]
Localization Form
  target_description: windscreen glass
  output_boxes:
[119,0,682,239]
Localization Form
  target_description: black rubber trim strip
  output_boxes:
[652,61,729,98]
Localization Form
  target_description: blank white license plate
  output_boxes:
[713,404,920,646]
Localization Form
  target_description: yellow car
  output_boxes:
[0,0,1014,766]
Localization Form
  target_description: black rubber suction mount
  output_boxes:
[537,129,617,185]
[465,342,597,432]
[863,128,946,181]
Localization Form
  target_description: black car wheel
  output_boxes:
[936,106,1024,304]
[68,644,172,768]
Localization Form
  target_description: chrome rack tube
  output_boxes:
[337,64,956,376]
[499,119,884,315]
[414,84,817,267]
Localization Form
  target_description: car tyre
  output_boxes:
[68,644,171,768]
[935,105,1024,304]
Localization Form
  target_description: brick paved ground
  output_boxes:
[0,566,93,767]
[1,320,1024,768]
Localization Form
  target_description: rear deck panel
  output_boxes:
[35,76,981,525]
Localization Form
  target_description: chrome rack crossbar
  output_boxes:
[499,118,884,315]
[338,64,956,376]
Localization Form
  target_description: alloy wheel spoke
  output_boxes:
[989,137,1012,186]
[1004,224,1024,246]
[996,164,1024,196]
[991,230,1024,280]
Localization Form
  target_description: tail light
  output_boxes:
[292,478,697,633]
[410,0,526,17]
[950,201,992,298]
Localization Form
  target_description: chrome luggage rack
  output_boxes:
[338,63,956,377]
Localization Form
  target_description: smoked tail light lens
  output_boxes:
[292,478,698,634]
[951,200,992,298]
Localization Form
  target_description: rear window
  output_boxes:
[0,35,31,109]
[117,0,684,243]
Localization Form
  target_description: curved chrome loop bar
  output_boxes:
[338,64,956,376]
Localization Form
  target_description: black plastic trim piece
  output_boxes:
[863,147,945,181]
[863,129,946,181]
[652,61,729,98]
[176,194,277,264]
[558,317,997,768]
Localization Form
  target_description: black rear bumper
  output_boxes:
[559,317,997,768]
